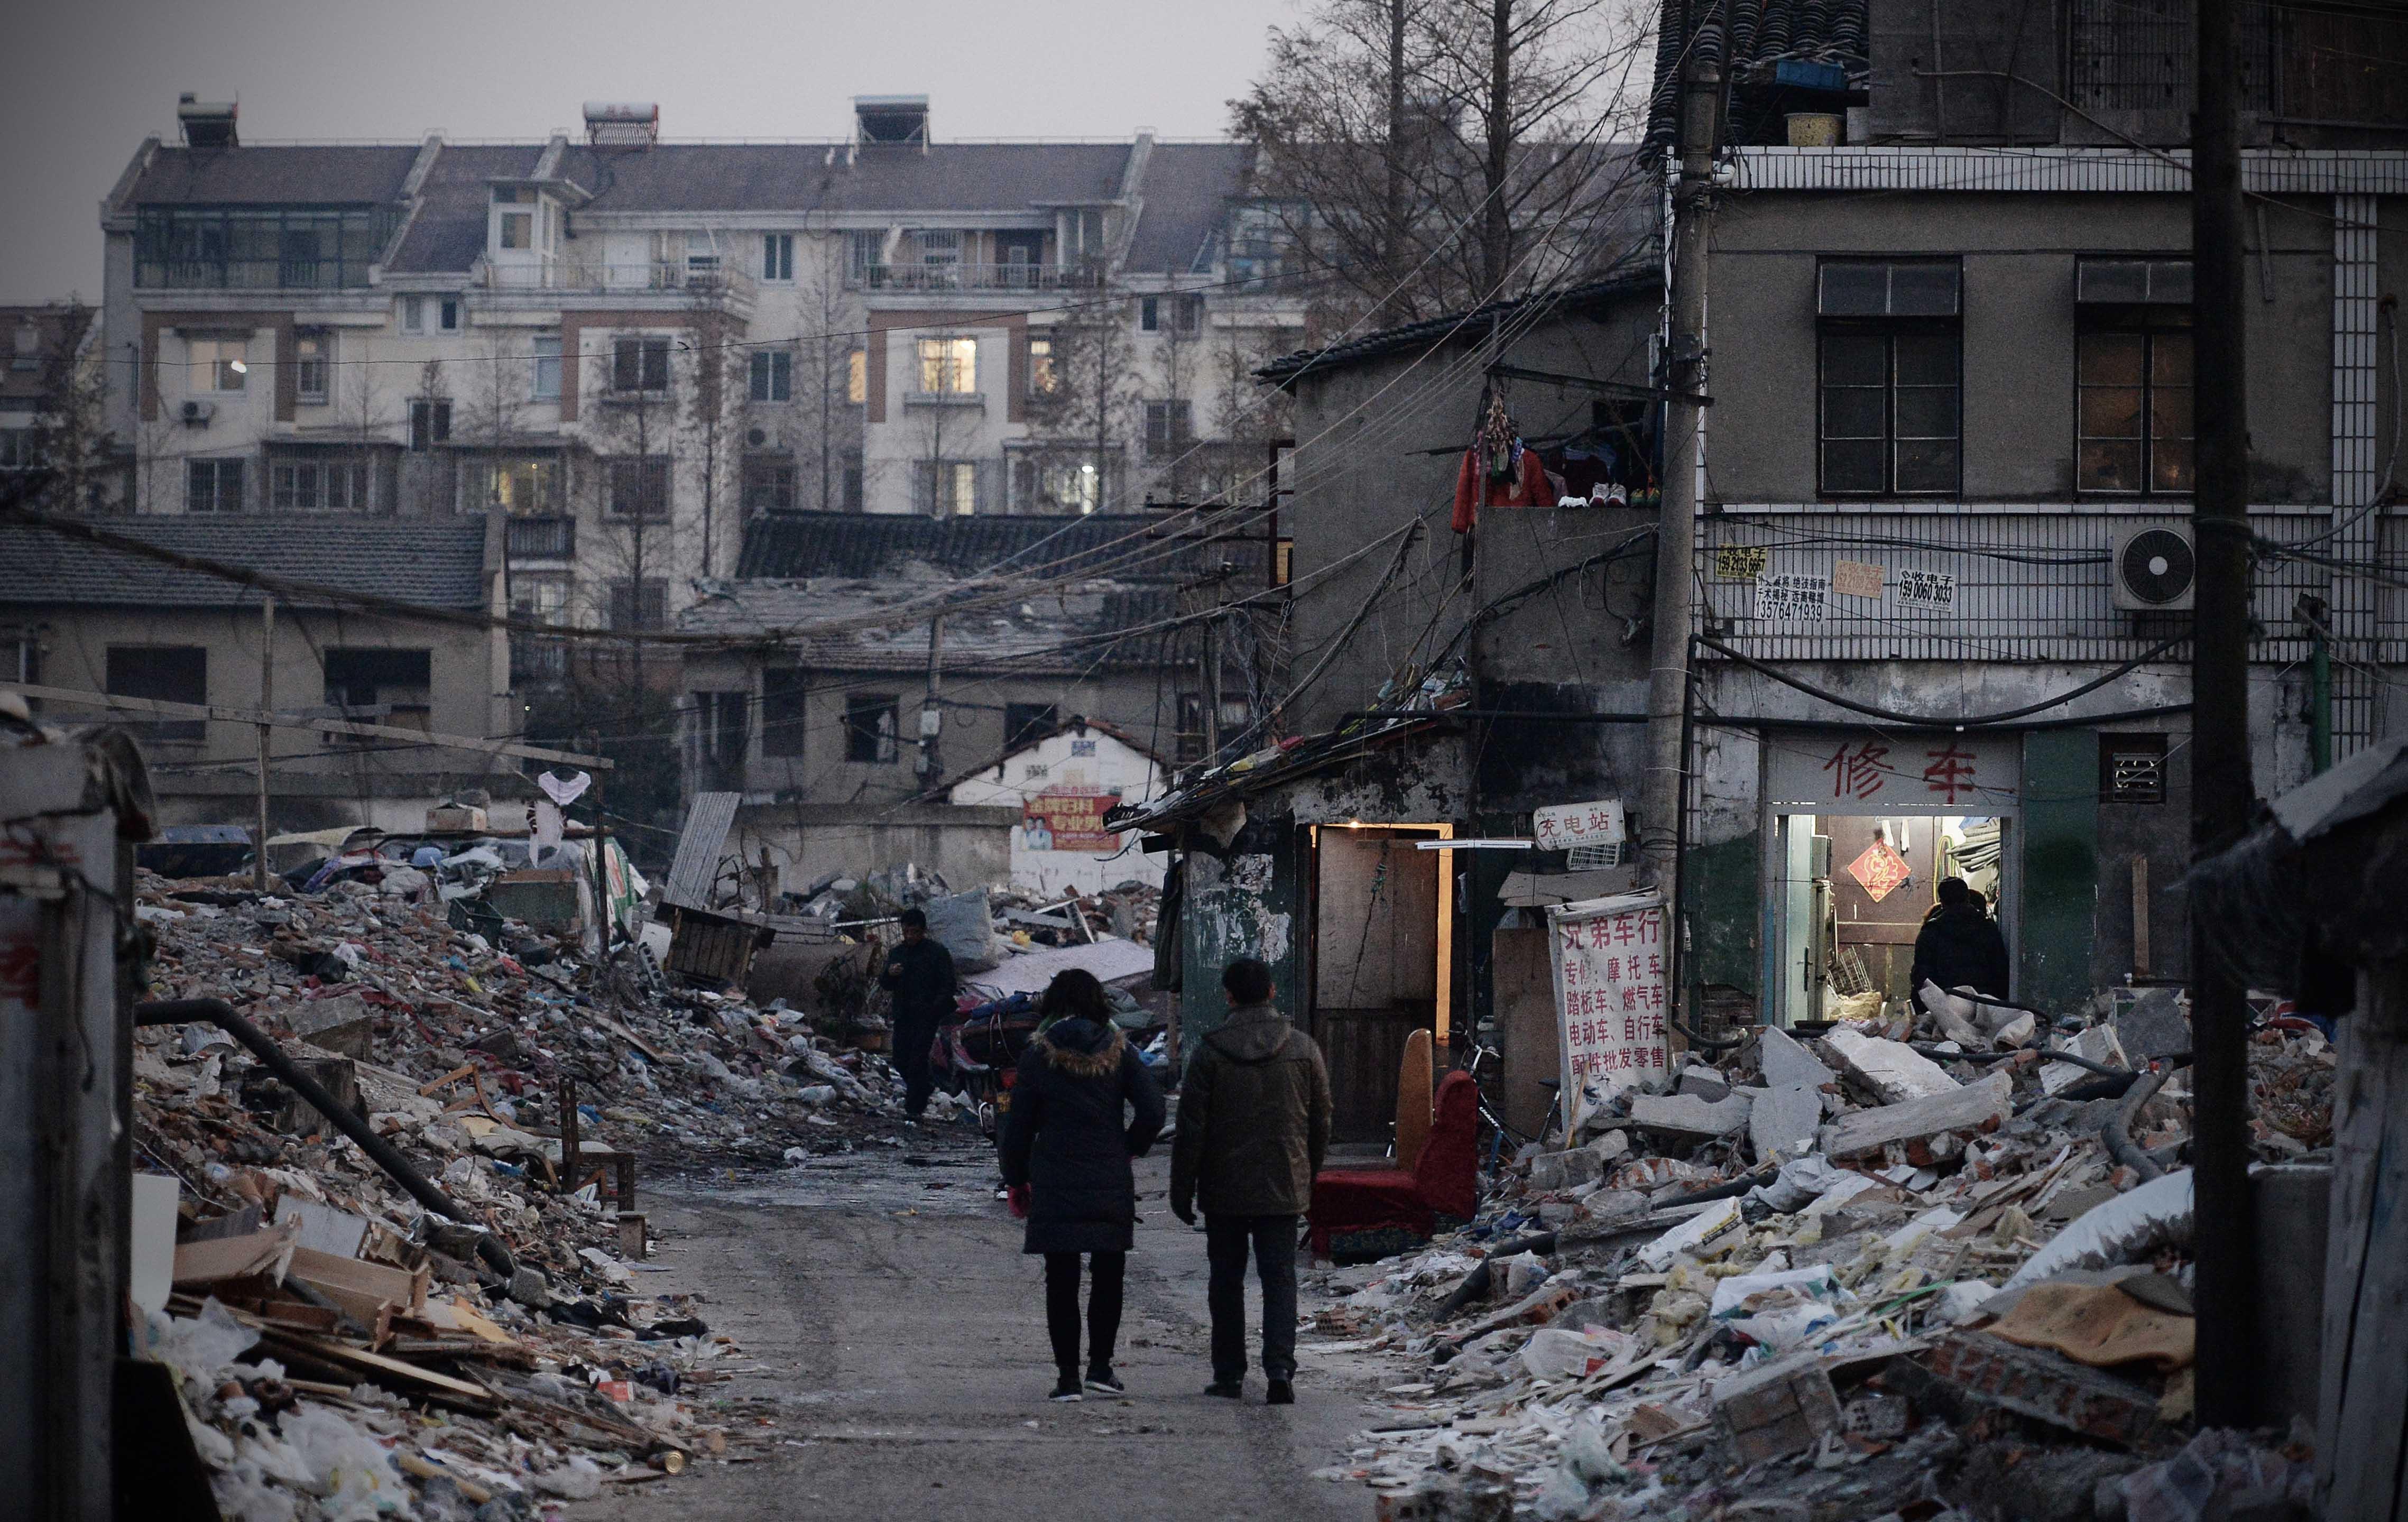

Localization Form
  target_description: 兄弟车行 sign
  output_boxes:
[1547,893,1669,1130]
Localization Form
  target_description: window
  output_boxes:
[408,399,451,451]
[2076,260,2195,496]
[1816,260,1962,497]
[135,205,395,290]
[323,648,432,736]
[847,348,867,405]
[915,459,979,516]
[844,694,900,763]
[511,571,572,624]
[1145,400,1194,458]
[1012,453,1104,515]
[694,691,750,769]
[400,296,423,333]
[188,337,247,392]
[474,455,559,513]
[531,334,561,401]
[293,332,329,404]
[1175,691,1205,763]
[743,456,796,512]
[271,458,369,511]
[499,210,531,250]
[186,458,244,513]
[613,336,671,392]
[2101,732,2169,804]
[608,456,671,518]
[438,298,459,332]
[686,232,721,281]
[914,229,961,268]
[846,229,885,282]
[12,320,39,372]
[1028,337,1056,398]
[0,430,34,470]
[763,233,794,281]
[608,578,668,631]
[1005,703,1058,751]
[106,645,207,741]
[915,337,976,395]
[1174,293,1203,332]
[762,668,809,757]
[749,349,792,402]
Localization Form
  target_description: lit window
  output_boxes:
[511,571,572,625]
[917,460,978,516]
[916,337,976,395]
[1028,337,1056,397]
[189,337,247,392]
[847,348,866,405]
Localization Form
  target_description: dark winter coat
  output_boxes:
[1911,903,2012,1000]
[878,936,957,1025]
[1169,1002,1332,1220]
[997,1018,1167,1255]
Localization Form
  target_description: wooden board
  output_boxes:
[2315,982,2408,1520]
[255,1331,502,1413]
[173,1225,296,1288]
[1395,1028,1435,1170]
[1492,926,1561,1141]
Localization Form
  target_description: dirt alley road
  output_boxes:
[586,1136,1386,1522]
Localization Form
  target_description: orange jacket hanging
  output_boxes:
[1451,446,1551,533]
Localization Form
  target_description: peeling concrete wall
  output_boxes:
[1178,815,1302,1058]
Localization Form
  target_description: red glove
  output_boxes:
[1008,1185,1031,1220]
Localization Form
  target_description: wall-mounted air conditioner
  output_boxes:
[2111,525,2197,611]
[179,399,214,426]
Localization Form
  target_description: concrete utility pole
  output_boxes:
[919,610,945,779]
[2188,0,2259,1429]
[254,595,274,891]
[1640,42,1721,927]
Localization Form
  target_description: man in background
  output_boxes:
[878,907,956,1121]
[1911,876,2011,1000]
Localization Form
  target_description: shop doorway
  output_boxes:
[1771,813,2012,1028]
[1307,824,1453,1143]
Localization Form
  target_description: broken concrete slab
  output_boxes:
[1918,1331,2166,1447]
[2114,987,2191,1062]
[2042,1024,2130,1094]
[1822,1069,2013,1159]
[1825,1027,1961,1104]
[1675,1065,1733,1102]
[1627,1091,1752,1142]
[1527,1146,1606,1193]
[1748,1083,1824,1161]
[288,992,376,1060]
[1757,1026,1835,1090]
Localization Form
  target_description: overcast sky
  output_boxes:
[0,0,1294,305]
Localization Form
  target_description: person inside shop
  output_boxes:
[998,970,1166,1402]
[877,907,957,1122]
[1910,876,2012,1001]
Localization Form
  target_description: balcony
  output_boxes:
[905,390,986,409]
[511,638,569,687]
[505,515,576,560]
[479,260,756,313]
[851,262,1096,293]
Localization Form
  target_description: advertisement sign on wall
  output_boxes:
[1547,892,1670,1131]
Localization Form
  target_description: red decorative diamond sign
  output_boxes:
[1847,838,1911,902]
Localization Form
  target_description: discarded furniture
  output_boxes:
[1395,1028,1435,1171]
[1308,1071,1480,1262]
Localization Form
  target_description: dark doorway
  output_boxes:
[1311,827,1444,1144]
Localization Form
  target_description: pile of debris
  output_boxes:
[1307,985,2335,1521]
[130,859,936,1518]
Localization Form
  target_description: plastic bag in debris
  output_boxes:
[1520,1325,1635,1382]
[209,1463,300,1522]
[2119,1428,2314,1522]
[534,1456,605,1500]
[148,1299,261,1388]
[922,890,1002,972]
[1747,1155,1861,1214]
[2003,1168,2192,1291]
[280,1404,416,1520]
[1498,1250,1552,1299]
[1710,1262,1837,1318]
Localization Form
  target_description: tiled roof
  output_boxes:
[389,144,546,275]
[0,516,488,611]
[124,145,422,206]
[1125,143,1253,274]
[677,576,1174,674]
[1645,0,1869,147]
[1254,271,1659,384]
[736,511,1179,580]
[558,141,1134,215]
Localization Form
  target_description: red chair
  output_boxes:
[1308,1071,1481,1263]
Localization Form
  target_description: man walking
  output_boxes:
[1170,957,1331,1405]
[1911,877,2012,1001]
[878,907,956,1121]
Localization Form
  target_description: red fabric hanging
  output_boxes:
[1450,446,1552,534]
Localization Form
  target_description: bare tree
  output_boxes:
[796,236,863,513]
[1027,293,1141,513]
[21,305,115,512]
[685,300,745,571]
[1231,0,1653,327]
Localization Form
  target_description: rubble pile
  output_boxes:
[129,862,936,1519]
[1306,990,2336,1521]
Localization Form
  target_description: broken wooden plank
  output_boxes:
[1822,1071,2015,1160]
[173,1224,297,1288]
[254,1330,503,1412]
[417,1063,476,1097]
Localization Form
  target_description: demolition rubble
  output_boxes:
[1304,986,2334,1522]
[124,817,1157,1520]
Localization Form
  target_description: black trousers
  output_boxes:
[892,1011,938,1117]
[1205,1214,1298,1383]
[1044,1251,1125,1376]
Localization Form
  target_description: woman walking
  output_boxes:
[999,970,1165,1402]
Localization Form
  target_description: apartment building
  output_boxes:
[97,94,1306,651]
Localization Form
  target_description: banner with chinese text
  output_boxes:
[1547,892,1669,1132]
[1020,788,1124,853]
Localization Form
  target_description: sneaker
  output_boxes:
[1266,1379,1295,1406]
[1084,1368,1125,1396]
[1049,1376,1084,1403]
[1203,1379,1243,1399]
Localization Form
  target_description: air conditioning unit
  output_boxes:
[2111,525,2197,611]
[179,399,215,426]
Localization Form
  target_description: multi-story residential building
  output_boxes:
[1123,0,2408,1134]
[97,94,1304,643]
[0,302,112,513]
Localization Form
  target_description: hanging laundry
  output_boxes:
[1451,395,1551,533]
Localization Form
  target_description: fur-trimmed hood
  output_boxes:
[1035,1017,1126,1078]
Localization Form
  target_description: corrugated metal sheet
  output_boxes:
[661,792,741,910]
[1728,147,2408,196]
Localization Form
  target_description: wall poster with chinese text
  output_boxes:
[1547,892,1670,1133]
